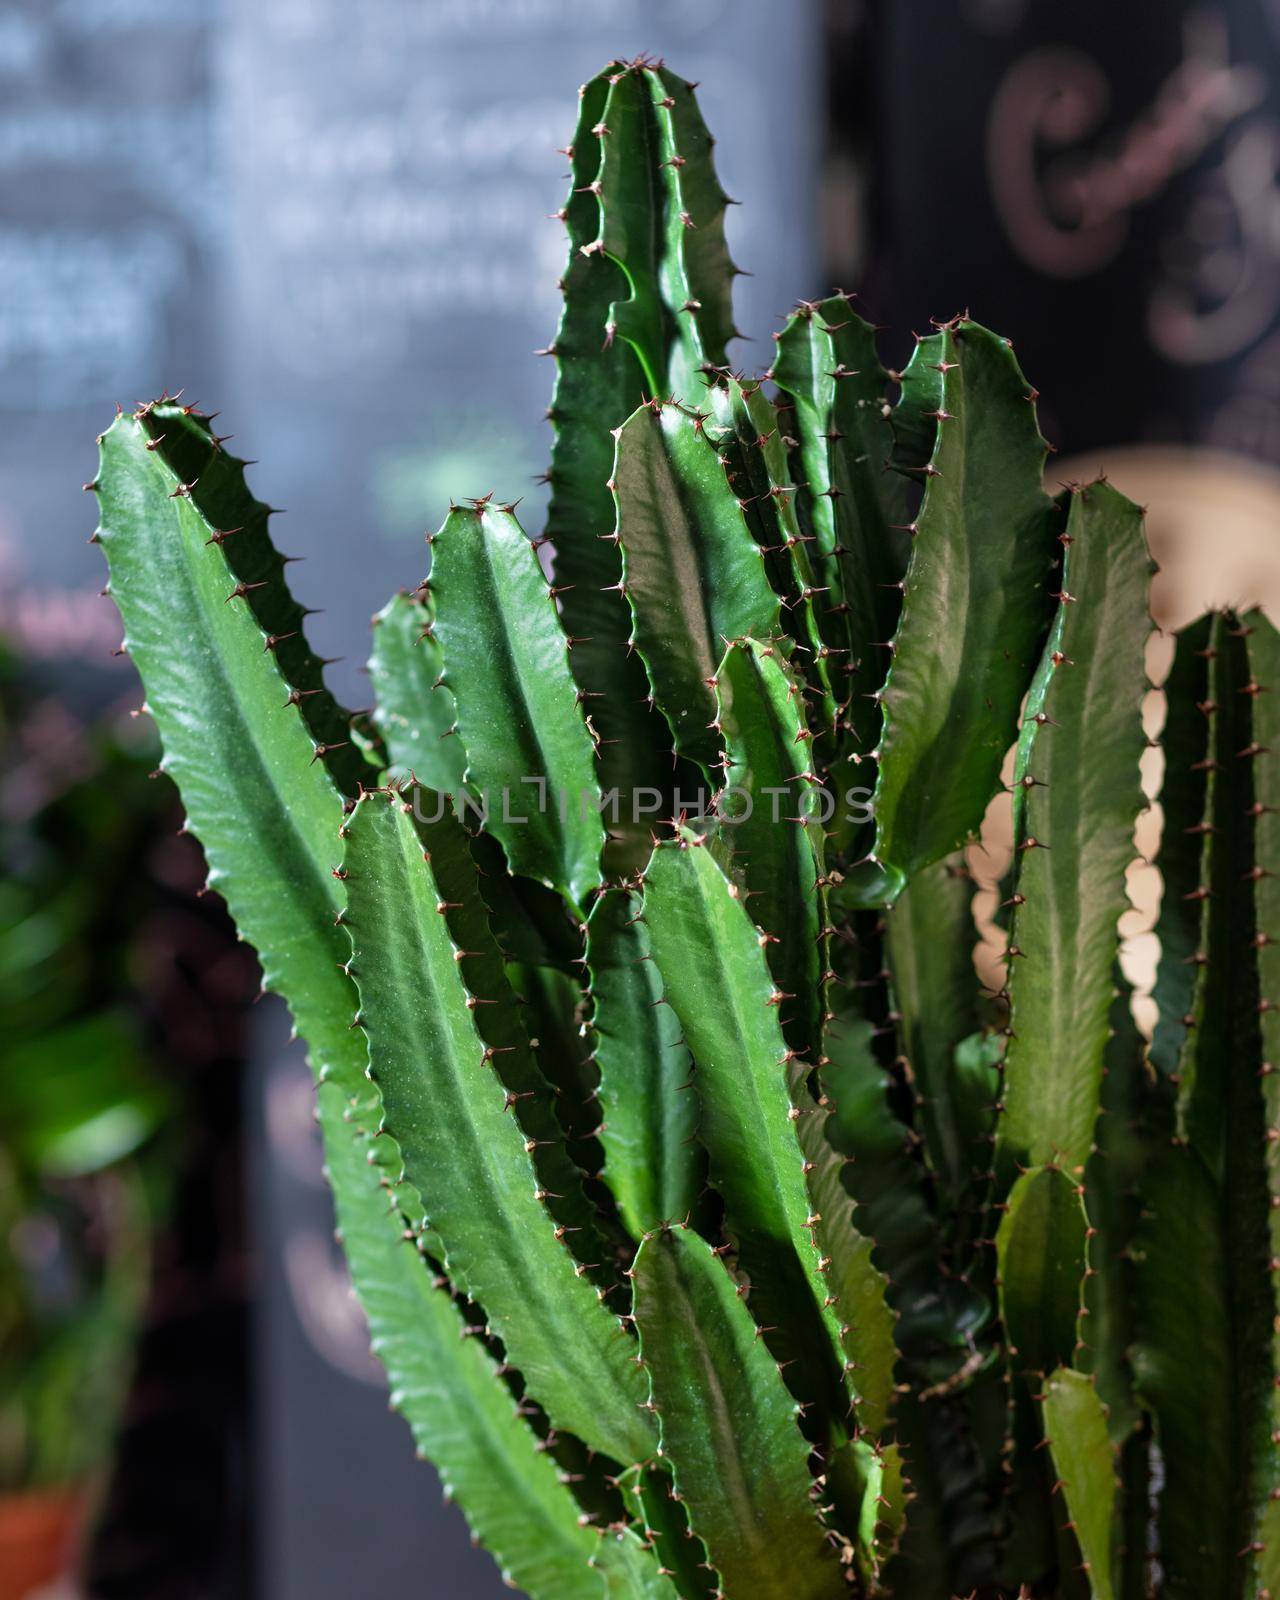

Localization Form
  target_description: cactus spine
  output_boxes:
[93,56,1278,1600]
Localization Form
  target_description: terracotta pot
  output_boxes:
[0,1488,85,1600]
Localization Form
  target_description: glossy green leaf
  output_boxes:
[586,887,701,1238]
[318,1084,605,1600]
[614,401,781,775]
[342,789,651,1465]
[632,1228,843,1600]
[1041,1368,1117,1600]
[996,1166,1087,1377]
[427,501,604,913]
[770,295,908,753]
[368,591,469,792]
[714,636,825,1057]
[2,1013,164,1178]
[870,320,1058,899]
[997,483,1151,1181]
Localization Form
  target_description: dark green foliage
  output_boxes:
[587,888,701,1240]
[612,400,779,777]
[0,667,169,1492]
[93,55,1276,1600]
[996,1168,1088,1377]
[1132,615,1277,1599]
[866,321,1060,904]
[632,1227,839,1599]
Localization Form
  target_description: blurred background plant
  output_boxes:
[0,644,170,1593]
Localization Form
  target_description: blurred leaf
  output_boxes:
[0,1012,166,1178]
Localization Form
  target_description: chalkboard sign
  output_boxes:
[858,0,1280,466]
[0,0,222,680]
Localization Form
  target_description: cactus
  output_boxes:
[89,55,1279,1600]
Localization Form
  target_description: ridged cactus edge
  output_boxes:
[91,55,1278,1600]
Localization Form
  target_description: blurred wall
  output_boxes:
[0,1,223,696]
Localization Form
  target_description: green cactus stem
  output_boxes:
[995,481,1151,1185]
[368,591,468,792]
[1134,612,1279,1600]
[867,320,1059,904]
[92,56,1271,1600]
[612,399,780,777]
[714,636,826,1058]
[585,887,701,1240]
[425,501,605,914]
[341,788,650,1466]
[631,1226,842,1600]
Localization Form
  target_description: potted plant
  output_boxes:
[0,658,165,1600]
[89,58,1278,1600]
